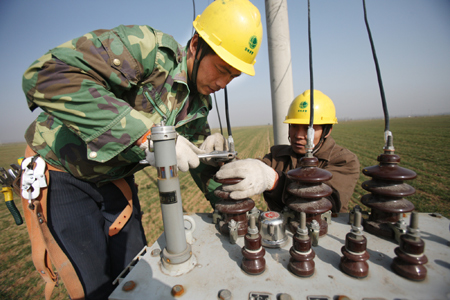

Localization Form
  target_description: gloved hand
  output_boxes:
[200,133,228,166]
[176,135,206,172]
[215,158,278,199]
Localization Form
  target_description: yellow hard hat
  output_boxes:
[284,90,338,125]
[193,0,263,76]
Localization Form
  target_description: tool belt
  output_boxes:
[19,146,134,300]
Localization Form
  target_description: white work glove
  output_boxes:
[215,158,278,199]
[176,135,206,172]
[199,133,228,166]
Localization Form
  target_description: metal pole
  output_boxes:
[265,0,294,145]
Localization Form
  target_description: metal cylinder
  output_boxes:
[151,125,189,258]
[259,211,288,248]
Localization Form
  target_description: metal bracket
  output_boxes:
[21,156,47,202]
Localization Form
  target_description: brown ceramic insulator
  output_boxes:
[362,179,416,198]
[241,215,266,275]
[391,247,428,281]
[214,177,243,185]
[213,176,245,200]
[285,182,333,200]
[286,157,333,183]
[339,247,370,278]
[283,156,333,237]
[244,235,262,251]
[285,198,332,236]
[363,203,413,223]
[293,235,311,252]
[340,216,370,279]
[213,176,255,237]
[288,221,315,277]
[399,235,425,255]
[215,198,255,236]
[345,234,367,253]
[285,197,333,216]
[288,247,315,277]
[241,247,266,275]
[391,228,428,281]
[364,154,417,181]
[361,152,416,239]
[214,198,255,215]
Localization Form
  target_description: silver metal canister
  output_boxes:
[259,211,288,248]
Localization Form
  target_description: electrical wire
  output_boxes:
[304,0,316,157]
[363,0,390,132]
[213,93,223,135]
[308,0,314,128]
[224,87,232,137]
[191,0,196,36]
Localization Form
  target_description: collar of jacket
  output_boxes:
[177,45,213,112]
[154,45,212,127]
[273,136,337,169]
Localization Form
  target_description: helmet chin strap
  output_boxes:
[312,124,332,154]
[288,124,332,154]
[190,37,208,93]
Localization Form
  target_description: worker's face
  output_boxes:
[188,35,241,95]
[289,124,325,155]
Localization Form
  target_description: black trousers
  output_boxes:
[47,171,147,300]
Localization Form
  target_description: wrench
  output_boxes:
[197,151,237,162]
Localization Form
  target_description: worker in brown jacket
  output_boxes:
[216,89,360,213]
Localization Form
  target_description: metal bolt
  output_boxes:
[410,211,419,229]
[171,284,184,297]
[218,289,232,300]
[151,249,161,257]
[122,280,136,292]
[248,215,258,235]
[351,211,364,236]
[297,212,308,236]
[407,211,421,240]
[279,293,293,300]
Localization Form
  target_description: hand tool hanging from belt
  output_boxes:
[0,163,23,225]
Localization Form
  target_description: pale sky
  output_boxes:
[0,0,449,143]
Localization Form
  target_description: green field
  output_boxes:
[0,115,449,299]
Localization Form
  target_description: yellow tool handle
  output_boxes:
[2,187,23,225]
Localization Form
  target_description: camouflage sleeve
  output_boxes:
[189,163,222,209]
[178,117,211,147]
[22,25,161,163]
[179,115,220,208]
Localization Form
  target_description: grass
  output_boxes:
[332,116,450,215]
[0,115,449,299]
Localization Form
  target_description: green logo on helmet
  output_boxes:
[299,101,308,109]
[249,36,258,49]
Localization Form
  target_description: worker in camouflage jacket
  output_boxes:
[216,90,360,213]
[21,1,263,299]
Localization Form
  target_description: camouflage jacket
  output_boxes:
[22,25,213,184]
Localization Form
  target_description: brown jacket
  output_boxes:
[262,136,360,213]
